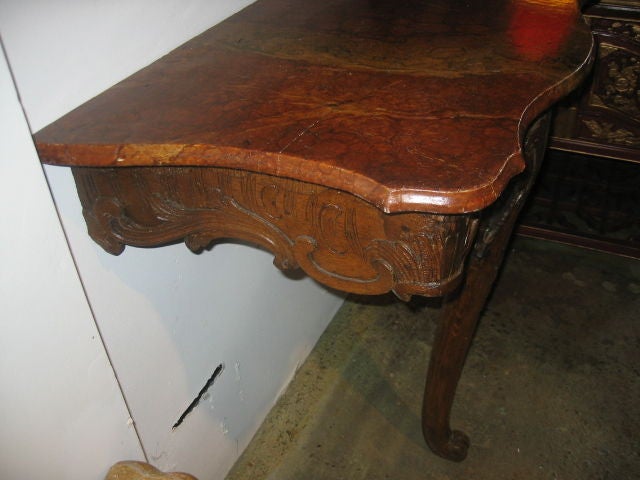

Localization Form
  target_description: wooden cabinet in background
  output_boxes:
[518,1,640,258]
[552,0,640,163]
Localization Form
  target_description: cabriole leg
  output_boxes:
[421,113,551,461]
[421,215,514,461]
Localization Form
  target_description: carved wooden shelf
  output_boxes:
[35,0,593,463]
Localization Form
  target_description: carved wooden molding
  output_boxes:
[591,43,640,118]
[582,118,640,145]
[73,167,478,299]
[591,17,640,45]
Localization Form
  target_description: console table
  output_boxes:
[35,0,593,462]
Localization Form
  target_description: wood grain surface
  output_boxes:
[35,0,593,214]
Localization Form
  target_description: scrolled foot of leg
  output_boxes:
[424,428,470,462]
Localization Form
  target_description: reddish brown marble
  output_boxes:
[35,0,593,214]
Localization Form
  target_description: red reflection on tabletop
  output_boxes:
[509,0,577,61]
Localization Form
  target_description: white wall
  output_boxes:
[0,1,344,479]
[0,50,144,479]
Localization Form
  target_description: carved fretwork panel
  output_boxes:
[590,43,640,119]
[572,37,640,149]
[551,4,640,161]
[590,16,640,47]
[72,167,478,299]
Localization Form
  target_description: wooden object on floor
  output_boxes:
[34,0,593,462]
[104,461,197,480]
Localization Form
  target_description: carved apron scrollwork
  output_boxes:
[72,166,478,299]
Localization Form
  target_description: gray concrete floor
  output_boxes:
[227,238,640,480]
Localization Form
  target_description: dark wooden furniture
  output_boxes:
[517,149,640,257]
[35,0,593,462]
[518,0,640,257]
[552,0,640,162]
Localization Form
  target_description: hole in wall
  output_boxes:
[172,363,225,430]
